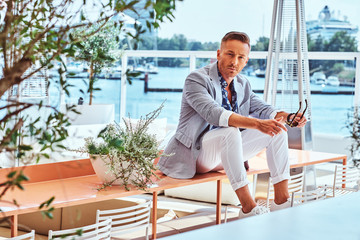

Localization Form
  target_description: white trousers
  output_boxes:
[196,127,290,191]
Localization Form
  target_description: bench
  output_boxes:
[0,149,347,239]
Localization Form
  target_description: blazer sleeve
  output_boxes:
[183,71,225,126]
[249,91,277,119]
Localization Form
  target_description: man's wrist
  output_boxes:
[275,111,288,119]
[253,118,261,129]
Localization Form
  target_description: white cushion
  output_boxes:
[164,180,242,205]
[65,124,107,149]
[61,104,115,125]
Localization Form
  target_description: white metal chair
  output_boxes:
[259,171,305,209]
[326,165,360,197]
[224,171,305,223]
[7,230,35,240]
[290,187,327,207]
[96,199,151,240]
[48,218,111,240]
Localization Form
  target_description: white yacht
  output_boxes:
[310,71,326,85]
[326,75,340,86]
[306,6,358,41]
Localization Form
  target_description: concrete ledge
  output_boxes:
[313,133,351,158]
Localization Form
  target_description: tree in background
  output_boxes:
[72,23,122,105]
[308,31,358,78]
[0,0,180,220]
[325,31,358,52]
[249,36,269,71]
[0,0,179,162]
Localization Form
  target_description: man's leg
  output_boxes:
[241,128,290,205]
[197,127,257,212]
[234,185,257,213]
[273,179,289,204]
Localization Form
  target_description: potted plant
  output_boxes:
[75,104,164,190]
[346,107,360,168]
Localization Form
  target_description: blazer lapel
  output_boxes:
[209,62,222,105]
[234,75,245,113]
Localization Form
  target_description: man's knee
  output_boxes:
[277,130,288,139]
[222,127,242,142]
[272,130,289,146]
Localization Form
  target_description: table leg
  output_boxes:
[152,191,158,239]
[11,214,18,237]
[342,156,347,189]
[252,174,258,197]
[216,179,222,225]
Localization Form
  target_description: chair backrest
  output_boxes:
[334,165,360,188]
[96,199,151,240]
[290,187,327,207]
[266,171,305,208]
[333,165,360,197]
[48,218,111,240]
[7,230,35,240]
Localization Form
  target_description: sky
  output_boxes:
[157,0,360,44]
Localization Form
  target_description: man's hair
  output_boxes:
[221,31,250,48]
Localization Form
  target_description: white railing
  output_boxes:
[120,50,360,119]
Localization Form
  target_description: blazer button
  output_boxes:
[196,146,200,150]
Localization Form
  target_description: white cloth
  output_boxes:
[196,127,290,191]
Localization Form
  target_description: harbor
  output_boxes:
[55,66,356,137]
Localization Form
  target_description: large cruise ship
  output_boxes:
[306,5,358,40]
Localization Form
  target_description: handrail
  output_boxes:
[120,50,360,119]
[123,50,360,60]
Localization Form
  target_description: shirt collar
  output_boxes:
[217,65,228,88]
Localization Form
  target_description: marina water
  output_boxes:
[59,67,354,137]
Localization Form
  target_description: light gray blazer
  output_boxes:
[158,62,276,179]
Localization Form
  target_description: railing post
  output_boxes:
[354,54,360,109]
[189,54,196,72]
[120,54,128,121]
[144,72,149,93]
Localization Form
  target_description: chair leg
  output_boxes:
[224,205,228,223]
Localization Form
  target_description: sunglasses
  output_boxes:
[286,99,308,127]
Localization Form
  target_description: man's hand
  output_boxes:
[290,112,307,128]
[257,118,287,137]
[276,111,307,128]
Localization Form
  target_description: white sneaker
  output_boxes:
[270,198,291,212]
[238,205,269,219]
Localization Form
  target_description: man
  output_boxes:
[158,31,306,217]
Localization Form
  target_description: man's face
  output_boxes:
[217,39,250,81]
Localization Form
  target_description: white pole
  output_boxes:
[295,0,304,104]
[120,54,128,121]
[264,0,279,103]
[189,54,196,72]
[354,54,360,109]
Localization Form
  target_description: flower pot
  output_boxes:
[90,155,139,185]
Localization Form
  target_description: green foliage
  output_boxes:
[39,196,55,219]
[76,103,164,191]
[346,108,360,168]
[250,36,269,70]
[325,31,358,52]
[0,0,180,161]
[137,34,219,67]
[0,0,180,223]
[308,31,358,75]
[251,36,269,51]
[0,170,29,204]
[72,24,122,70]
[71,23,123,104]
